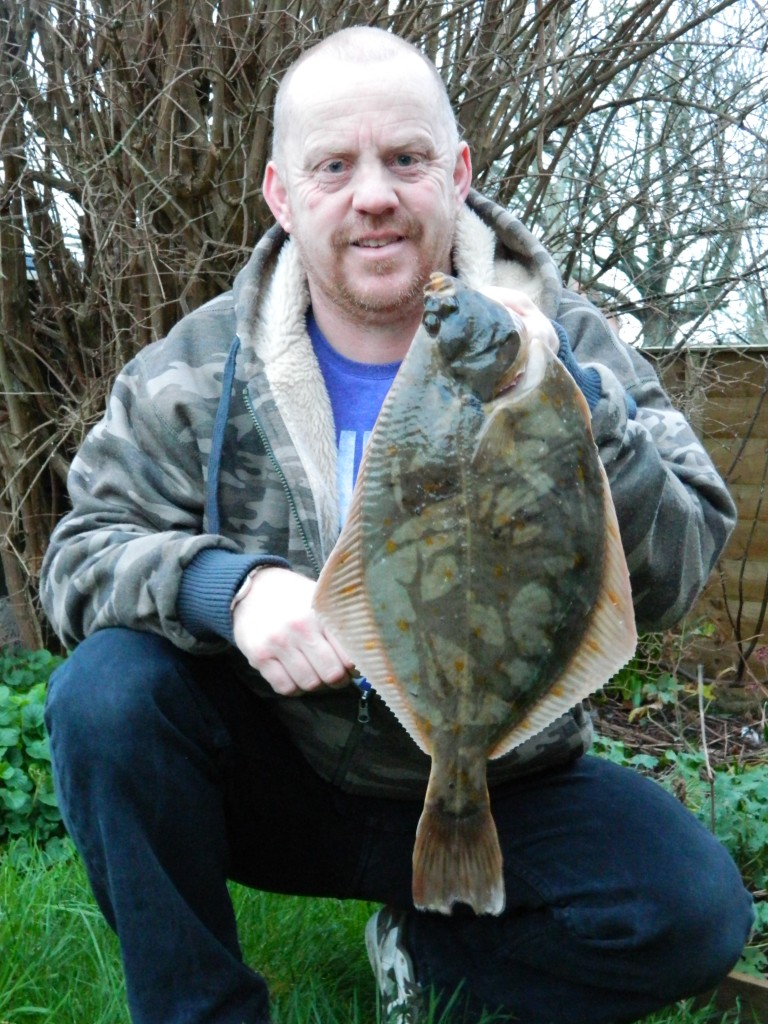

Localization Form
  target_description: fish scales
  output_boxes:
[314,273,637,917]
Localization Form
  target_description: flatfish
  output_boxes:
[313,272,636,916]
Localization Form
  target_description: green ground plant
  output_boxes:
[0,648,64,852]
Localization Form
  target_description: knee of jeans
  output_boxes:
[671,860,755,991]
[45,627,187,761]
[560,852,754,995]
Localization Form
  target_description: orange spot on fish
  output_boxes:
[386,539,398,553]
[397,619,410,632]
[493,565,505,577]
[341,583,361,596]
[454,659,466,673]
[364,641,378,651]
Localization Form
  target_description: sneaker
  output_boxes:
[365,906,423,1023]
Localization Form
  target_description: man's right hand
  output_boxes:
[232,566,354,696]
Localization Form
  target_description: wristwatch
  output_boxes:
[230,566,264,612]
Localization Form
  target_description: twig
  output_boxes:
[698,664,716,833]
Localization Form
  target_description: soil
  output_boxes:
[589,687,768,772]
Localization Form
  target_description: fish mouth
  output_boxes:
[422,273,460,337]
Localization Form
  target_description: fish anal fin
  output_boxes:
[412,797,505,917]
[488,458,637,761]
[314,483,433,756]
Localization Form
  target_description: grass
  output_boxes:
[0,840,756,1024]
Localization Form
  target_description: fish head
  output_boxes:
[422,272,528,402]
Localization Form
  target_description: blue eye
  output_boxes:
[324,159,346,174]
[394,154,416,167]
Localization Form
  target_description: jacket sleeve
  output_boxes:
[556,291,736,631]
[40,348,246,652]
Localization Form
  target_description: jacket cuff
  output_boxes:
[177,547,291,643]
[553,321,637,419]
[552,322,603,410]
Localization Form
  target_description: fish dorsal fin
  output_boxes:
[313,456,433,756]
[487,457,636,759]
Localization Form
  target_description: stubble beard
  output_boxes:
[338,263,425,321]
[330,220,454,326]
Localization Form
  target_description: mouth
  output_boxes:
[351,235,405,249]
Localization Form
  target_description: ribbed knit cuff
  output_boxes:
[552,322,637,419]
[177,547,291,644]
[552,322,603,411]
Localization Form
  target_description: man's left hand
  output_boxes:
[478,286,559,354]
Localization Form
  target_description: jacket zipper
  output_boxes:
[244,388,373,787]
[244,388,321,578]
[354,675,372,723]
[330,676,373,786]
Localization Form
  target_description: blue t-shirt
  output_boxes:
[307,313,401,526]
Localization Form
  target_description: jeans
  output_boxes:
[45,628,754,1024]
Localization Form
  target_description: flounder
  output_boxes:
[313,273,637,916]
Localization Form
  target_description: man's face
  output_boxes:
[263,53,472,328]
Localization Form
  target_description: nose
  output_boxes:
[351,159,399,217]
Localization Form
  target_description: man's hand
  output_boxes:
[478,286,560,354]
[232,566,354,696]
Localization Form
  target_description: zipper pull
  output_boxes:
[353,674,372,724]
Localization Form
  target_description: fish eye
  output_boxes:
[423,312,441,336]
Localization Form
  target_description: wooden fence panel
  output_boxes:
[648,347,768,680]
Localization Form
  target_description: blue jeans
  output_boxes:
[45,628,753,1024]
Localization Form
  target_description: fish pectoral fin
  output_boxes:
[470,403,516,470]
[488,466,637,761]
[412,797,505,917]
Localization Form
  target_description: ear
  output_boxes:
[263,161,293,233]
[453,142,473,206]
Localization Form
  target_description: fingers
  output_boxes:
[252,622,352,697]
[232,566,354,696]
[478,286,560,353]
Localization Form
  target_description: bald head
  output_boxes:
[271,27,459,169]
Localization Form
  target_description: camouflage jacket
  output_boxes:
[40,190,736,798]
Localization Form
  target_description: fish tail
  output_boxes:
[412,799,505,916]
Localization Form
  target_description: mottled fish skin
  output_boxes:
[314,273,636,916]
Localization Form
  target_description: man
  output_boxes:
[41,25,752,1024]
